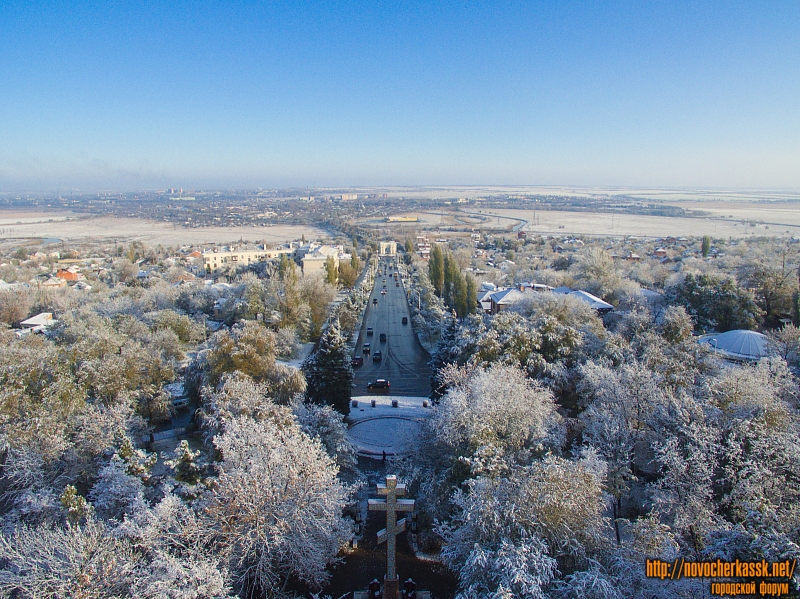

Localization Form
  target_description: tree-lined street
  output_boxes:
[353,257,431,397]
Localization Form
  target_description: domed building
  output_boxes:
[699,329,768,361]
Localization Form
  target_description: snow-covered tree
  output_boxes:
[167,440,203,485]
[89,457,148,521]
[428,364,562,459]
[205,416,351,597]
[440,453,607,598]
[303,319,353,414]
[294,401,357,470]
[0,518,135,597]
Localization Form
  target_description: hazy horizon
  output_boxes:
[1,2,799,192]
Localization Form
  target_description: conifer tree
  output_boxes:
[702,235,711,258]
[430,311,460,399]
[303,320,354,413]
[429,243,444,297]
[465,274,477,316]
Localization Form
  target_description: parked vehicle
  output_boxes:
[373,350,382,362]
[367,379,390,391]
[379,333,387,342]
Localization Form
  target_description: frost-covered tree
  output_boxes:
[167,440,203,485]
[665,272,761,332]
[196,373,292,444]
[429,243,445,297]
[294,401,357,470]
[303,319,353,413]
[89,457,148,521]
[0,494,234,598]
[0,518,136,597]
[428,364,562,459]
[767,323,800,367]
[440,454,607,598]
[206,321,277,387]
[205,416,351,597]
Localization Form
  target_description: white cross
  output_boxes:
[368,475,415,581]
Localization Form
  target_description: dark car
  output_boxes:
[352,356,364,367]
[396,282,399,286]
[373,298,378,305]
[366,327,373,336]
[402,316,408,324]
[379,333,387,342]
[363,343,371,354]
[373,350,382,362]
[367,379,390,391]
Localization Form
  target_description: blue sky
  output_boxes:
[1,1,798,191]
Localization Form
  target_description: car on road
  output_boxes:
[363,343,371,354]
[366,327,373,336]
[396,282,399,286]
[367,379,390,391]
[381,289,386,295]
[373,298,378,305]
[379,333,386,342]
[352,356,364,367]
[402,316,408,324]
[382,279,386,283]
[373,350,382,362]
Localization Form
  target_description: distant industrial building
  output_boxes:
[340,193,358,201]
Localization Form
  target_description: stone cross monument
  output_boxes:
[368,475,415,599]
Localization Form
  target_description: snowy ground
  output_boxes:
[275,342,315,369]
[347,395,431,457]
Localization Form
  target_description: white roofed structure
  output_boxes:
[553,287,614,313]
[699,330,768,362]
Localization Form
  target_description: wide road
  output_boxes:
[353,257,431,397]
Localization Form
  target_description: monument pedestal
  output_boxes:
[383,575,399,599]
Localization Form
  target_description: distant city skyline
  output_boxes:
[1,1,799,192]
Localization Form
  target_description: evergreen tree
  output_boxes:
[453,265,468,318]
[404,239,414,265]
[793,290,800,326]
[666,273,761,332]
[324,256,338,286]
[465,274,478,316]
[278,253,293,279]
[442,251,453,307]
[429,243,444,297]
[168,439,203,485]
[303,320,354,413]
[702,235,711,258]
[430,311,460,399]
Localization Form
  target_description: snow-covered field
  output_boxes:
[482,207,800,238]
[0,212,328,247]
